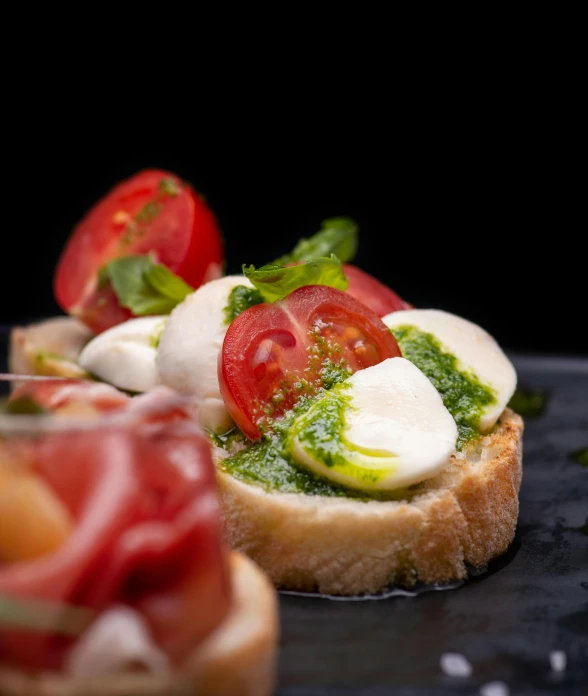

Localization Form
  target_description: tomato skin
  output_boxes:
[343,265,412,316]
[54,170,224,333]
[219,285,402,439]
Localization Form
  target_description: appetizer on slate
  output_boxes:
[8,169,523,597]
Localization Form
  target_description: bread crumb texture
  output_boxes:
[217,409,523,595]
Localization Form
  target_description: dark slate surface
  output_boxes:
[275,356,588,696]
[1,330,587,695]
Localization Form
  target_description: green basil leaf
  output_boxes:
[243,255,348,303]
[274,217,358,266]
[103,255,194,316]
[146,263,195,302]
[0,594,94,636]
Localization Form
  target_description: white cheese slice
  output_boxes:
[157,275,255,433]
[383,309,517,432]
[289,357,458,491]
[78,316,166,393]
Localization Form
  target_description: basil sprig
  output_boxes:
[273,217,358,266]
[101,254,194,316]
[243,255,348,303]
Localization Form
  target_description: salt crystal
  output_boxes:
[549,650,567,672]
[480,681,509,696]
[439,652,472,678]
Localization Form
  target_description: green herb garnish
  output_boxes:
[102,254,194,316]
[134,201,161,225]
[148,319,167,349]
[208,427,248,451]
[243,255,348,303]
[158,177,181,197]
[5,396,46,415]
[273,217,358,266]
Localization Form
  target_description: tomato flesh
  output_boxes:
[219,285,402,439]
[54,170,223,333]
[343,265,412,316]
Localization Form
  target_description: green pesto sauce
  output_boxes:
[4,396,46,415]
[290,385,393,487]
[570,447,588,468]
[223,285,264,324]
[208,427,248,450]
[217,391,402,500]
[148,320,167,349]
[391,325,496,448]
[508,387,548,418]
[289,385,352,470]
[253,330,352,434]
[35,351,77,364]
[158,177,181,197]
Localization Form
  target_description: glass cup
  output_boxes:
[0,383,230,679]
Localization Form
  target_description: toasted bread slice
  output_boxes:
[216,410,523,595]
[9,317,93,379]
[0,552,278,696]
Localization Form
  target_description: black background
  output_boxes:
[2,70,584,356]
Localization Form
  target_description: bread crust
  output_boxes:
[217,410,523,595]
[9,318,93,378]
[0,552,278,696]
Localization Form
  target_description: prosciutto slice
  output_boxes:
[0,387,230,670]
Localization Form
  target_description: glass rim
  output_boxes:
[0,412,124,434]
[0,374,204,436]
[0,411,206,435]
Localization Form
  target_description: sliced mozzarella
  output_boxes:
[78,316,166,393]
[157,275,254,433]
[383,309,516,431]
[65,606,169,678]
[289,357,458,491]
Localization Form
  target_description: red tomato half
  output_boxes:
[54,170,224,333]
[343,265,412,316]
[219,285,401,439]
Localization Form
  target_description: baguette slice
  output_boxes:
[9,317,93,379]
[0,552,278,696]
[216,410,523,596]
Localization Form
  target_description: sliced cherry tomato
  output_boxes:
[219,285,401,439]
[54,169,224,333]
[343,265,412,316]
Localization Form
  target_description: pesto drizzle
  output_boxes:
[391,325,496,448]
[223,285,264,324]
[217,393,397,500]
[570,447,588,468]
[508,387,548,418]
[289,386,351,470]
